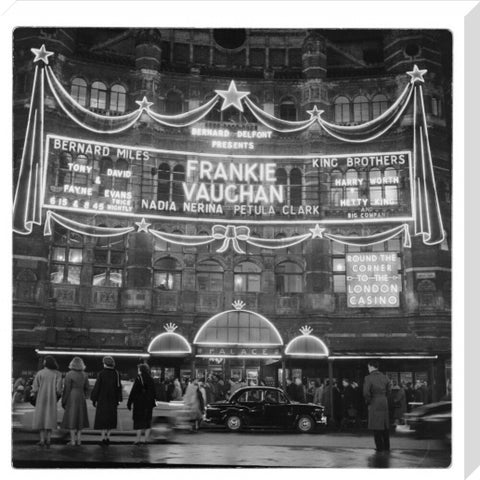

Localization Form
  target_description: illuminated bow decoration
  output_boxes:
[212,225,251,254]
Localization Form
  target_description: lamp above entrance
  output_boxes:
[285,326,329,357]
[147,324,192,356]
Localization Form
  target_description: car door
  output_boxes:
[234,389,264,426]
[263,390,294,427]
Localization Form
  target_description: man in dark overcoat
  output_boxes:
[363,360,391,452]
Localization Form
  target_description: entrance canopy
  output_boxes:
[194,307,283,346]
[285,326,329,357]
[148,324,191,356]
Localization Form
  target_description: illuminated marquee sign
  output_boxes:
[43,134,413,225]
[346,252,402,308]
[196,346,282,358]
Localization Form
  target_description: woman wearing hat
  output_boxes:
[31,355,63,447]
[61,357,90,445]
[90,356,122,445]
[127,363,157,444]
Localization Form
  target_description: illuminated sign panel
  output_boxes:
[43,134,413,224]
[196,346,281,358]
[346,252,402,308]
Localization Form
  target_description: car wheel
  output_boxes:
[226,414,242,432]
[297,415,314,433]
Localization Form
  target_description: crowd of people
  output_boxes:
[12,356,438,448]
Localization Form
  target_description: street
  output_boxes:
[12,427,450,468]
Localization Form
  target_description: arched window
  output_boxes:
[205,93,221,122]
[153,230,168,252]
[157,163,170,202]
[71,78,87,106]
[234,261,261,292]
[170,230,183,253]
[330,169,343,207]
[110,84,127,113]
[345,169,359,201]
[369,168,382,204]
[384,167,399,204]
[99,156,113,196]
[172,165,185,205]
[353,95,369,122]
[90,81,107,110]
[153,257,181,291]
[369,168,399,205]
[372,94,388,118]
[334,96,350,123]
[165,91,183,115]
[290,168,302,207]
[14,268,37,302]
[196,230,212,253]
[275,261,303,294]
[73,155,89,187]
[57,152,73,186]
[93,227,125,287]
[50,225,83,285]
[279,98,297,121]
[196,259,224,292]
[275,168,287,187]
[114,159,129,191]
[247,232,262,255]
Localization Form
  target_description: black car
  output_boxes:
[404,401,451,439]
[204,386,327,433]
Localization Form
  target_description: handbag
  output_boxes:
[29,392,37,406]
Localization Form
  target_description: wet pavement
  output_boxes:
[12,429,451,468]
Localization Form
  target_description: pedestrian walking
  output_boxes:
[341,379,356,428]
[183,379,204,432]
[12,385,25,410]
[127,363,157,445]
[171,378,183,401]
[391,383,407,425]
[31,355,63,447]
[290,377,306,402]
[60,356,89,445]
[90,356,122,445]
[313,380,324,405]
[363,360,391,453]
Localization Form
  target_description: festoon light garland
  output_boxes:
[13,45,445,252]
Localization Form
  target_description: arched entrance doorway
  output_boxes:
[147,324,191,381]
[284,326,330,399]
[193,302,283,386]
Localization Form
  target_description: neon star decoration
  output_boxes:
[407,64,428,84]
[232,300,246,310]
[309,224,325,239]
[135,218,151,233]
[215,80,250,112]
[31,44,54,64]
[306,105,324,120]
[13,46,444,248]
[135,96,154,110]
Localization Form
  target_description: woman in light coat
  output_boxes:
[32,355,63,447]
[183,380,204,432]
[61,357,90,445]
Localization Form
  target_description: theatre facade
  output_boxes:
[12,28,451,400]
